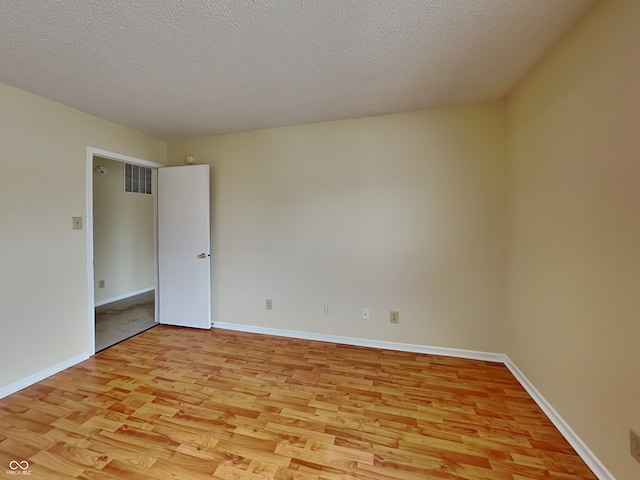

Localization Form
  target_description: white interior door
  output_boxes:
[157,164,211,329]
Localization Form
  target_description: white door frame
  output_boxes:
[85,147,164,355]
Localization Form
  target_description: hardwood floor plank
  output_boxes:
[0,326,597,479]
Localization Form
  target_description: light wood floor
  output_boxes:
[0,326,596,479]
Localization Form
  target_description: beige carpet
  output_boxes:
[95,291,156,352]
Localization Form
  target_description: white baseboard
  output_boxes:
[504,356,615,480]
[94,286,155,307]
[0,351,90,400]
[212,322,503,363]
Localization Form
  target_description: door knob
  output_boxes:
[197,253,209,259]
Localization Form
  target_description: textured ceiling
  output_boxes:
[0,0,594,140]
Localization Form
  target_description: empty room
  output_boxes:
[0,1,638,479]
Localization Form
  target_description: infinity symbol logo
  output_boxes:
[9,460,29,470]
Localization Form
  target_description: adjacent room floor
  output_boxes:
[0,326,596,479]
[94,290,156,352]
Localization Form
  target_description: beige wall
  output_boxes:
[93,157,155,304]
[0,82,166,390]
[168,104,508,352]
[506,0,640,478]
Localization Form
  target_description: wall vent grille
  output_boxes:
[124,163,152,195]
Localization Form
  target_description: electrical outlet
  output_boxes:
[324,305,330,316]
[98,280,105,289]
[362,308,369,320]
[266,299,272,310]
[390,311,399,324]
[631,429,640,463]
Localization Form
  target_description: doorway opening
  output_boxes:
[86,147,164,354]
